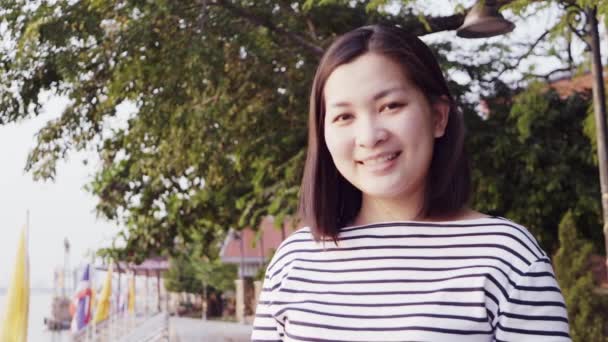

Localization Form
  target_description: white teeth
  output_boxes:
[362,152,398,165]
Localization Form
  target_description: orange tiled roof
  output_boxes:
[478,68,605,117]
[220,216,303,262]
[547,70,608,99]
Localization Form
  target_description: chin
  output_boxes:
[357,185,408,199]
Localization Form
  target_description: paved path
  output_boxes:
[169,317,252,342]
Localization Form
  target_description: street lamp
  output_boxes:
[456,0,515,38]
[458,1,608,272]
[563,4,608,273]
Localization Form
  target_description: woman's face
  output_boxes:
[323,53,449,201]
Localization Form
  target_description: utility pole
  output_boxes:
[63,237,70,297]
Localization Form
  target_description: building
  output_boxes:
[219,216,300,278]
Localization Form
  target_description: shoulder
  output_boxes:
[422,214,548,269]
[479,216,549,264]
[264,227,315,280]
[443,216,554,289]
[275,226,316,254]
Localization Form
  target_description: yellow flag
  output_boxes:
[127,275,135,314]
[1,226,30,342]
[93,264,113,323]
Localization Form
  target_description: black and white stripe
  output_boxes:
[252,217,571,342]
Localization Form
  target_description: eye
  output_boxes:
[332,113,353,123]
[379,102,404,113]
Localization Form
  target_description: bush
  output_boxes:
[554,211,608,342]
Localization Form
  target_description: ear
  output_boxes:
[432,96,450,138]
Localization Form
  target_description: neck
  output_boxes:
[353,186,426,226]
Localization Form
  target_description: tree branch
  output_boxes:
[525,66,573,81]
[490,29,552,81]
[399,0,543,36]
[210,0,530,57]
[401,13,465,36]
[214,0,324,56]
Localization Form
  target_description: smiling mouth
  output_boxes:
[357,151,401,166]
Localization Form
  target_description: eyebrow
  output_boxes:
[329,87,404,108]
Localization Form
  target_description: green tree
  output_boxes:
[188,228,238,292]
[164,253,237,294]
[193,258,238,292]
[0,0,492,260]
[164,254,204,294]
[2,0,605,260]
[554,210,608,342]
[165,228,237,294]
[468,83,602,254]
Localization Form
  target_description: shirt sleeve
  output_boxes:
[494,259,571,342]
[251,271,284,342]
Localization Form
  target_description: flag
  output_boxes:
[127,274,136,314]
[70,264,93,332]
[0,226,30,342]
[93,264,113,323]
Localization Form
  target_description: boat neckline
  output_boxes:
[340,215,499,230]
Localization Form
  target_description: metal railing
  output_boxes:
[117,312,169,342]
[72,312,169,342]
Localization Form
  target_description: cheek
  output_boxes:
[324,128,351,161]
[398,109,435,140]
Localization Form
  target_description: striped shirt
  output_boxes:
[251,217,571,342]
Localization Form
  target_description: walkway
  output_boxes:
[169,317,252,342]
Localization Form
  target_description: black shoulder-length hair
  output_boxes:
[298,24,471,242]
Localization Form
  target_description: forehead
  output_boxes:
[323,53,413,104]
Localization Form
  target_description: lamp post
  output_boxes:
[568,6,608,272]
[458,1,608,272]
[547,3,608,271]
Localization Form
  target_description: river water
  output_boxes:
[0,291,70,341]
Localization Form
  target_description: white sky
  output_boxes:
[0,95,120,288]
[0,1,596,289]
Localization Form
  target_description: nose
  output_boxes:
[355,116,388,148]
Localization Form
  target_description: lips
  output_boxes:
[357,151,401,165]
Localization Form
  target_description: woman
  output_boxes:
[252,24,570,342]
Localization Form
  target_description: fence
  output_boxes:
[72,311,169,342]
